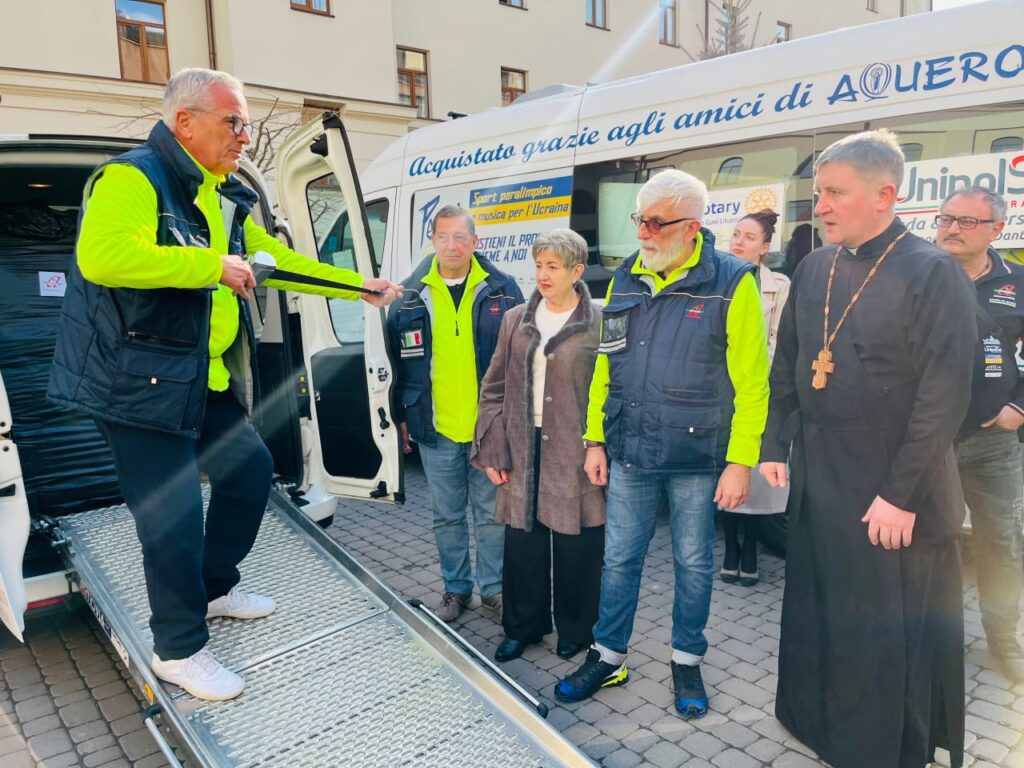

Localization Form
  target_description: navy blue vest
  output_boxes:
[386,254,523,446]
[47,122,260,437]
[600,231,753,473]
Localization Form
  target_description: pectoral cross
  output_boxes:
[811,348,835,390]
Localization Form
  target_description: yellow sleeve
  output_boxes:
[583,278,615,442]
[724,273,770,466]
[246,219,366,301]
[77,164,222,289]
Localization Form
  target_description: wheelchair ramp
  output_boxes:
[59,490,592,767]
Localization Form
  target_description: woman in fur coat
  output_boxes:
[473,228,606,663]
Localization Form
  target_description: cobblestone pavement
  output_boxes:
[2,458,1023,767]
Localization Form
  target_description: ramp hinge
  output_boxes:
[369,481,388,499]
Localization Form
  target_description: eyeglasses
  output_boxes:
[934,214,996,230]
[630,212,693,234]
[189,109,254,138]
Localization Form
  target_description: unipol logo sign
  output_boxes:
[896,151,1024,245]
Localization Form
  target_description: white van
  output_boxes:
[360,0,1024,296]
[0,117,584,766]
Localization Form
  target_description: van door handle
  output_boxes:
[377,408,391,430]
[0,483,15,497]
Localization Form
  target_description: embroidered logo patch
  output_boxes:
[490,302,501,315]
[687,302,706,319]
[598,313,629,354]
[991,283,1017,308]
[400,328,425,358]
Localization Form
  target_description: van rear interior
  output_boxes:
[0,153,589,767]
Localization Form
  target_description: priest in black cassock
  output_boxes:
[760,128,976,768]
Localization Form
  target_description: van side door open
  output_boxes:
[0,372,30,641]
[271,114,402,503]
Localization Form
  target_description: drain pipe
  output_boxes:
[205,0,218,70]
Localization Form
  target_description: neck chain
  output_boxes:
[811,231,908,390]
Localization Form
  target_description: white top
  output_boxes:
[532,299,575,427]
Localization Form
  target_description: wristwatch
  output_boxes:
[583,440,604,449]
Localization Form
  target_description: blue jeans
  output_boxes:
[418,434,503,598]
[593,463,716,661]
[956,427,1024,639]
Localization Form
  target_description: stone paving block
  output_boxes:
[15,694,56,721]
[54,688,93,709]
[595,712,637,741]
[82,746,125,767]
[629,702,668,727]
[711,721,760,749]
[620,728,659,754]
[3,749,36,768]
[603,747,643,768]
[643,740,691,768]
[625,676,673,708]
[50,677,87,697]
[12,683,50,703]
[772,751,824,767]
[0,733,30,757]
[717,677,773,708]
[747,736,786,763]
[132,753,172,768]
[712,747,762,768]
[98,693,139,722]
[600,686,646,715]
[69,720,109,744]
[965,714,1020,747]
[680,731,728,760]
[22,713,62,738]
[968,738,1009,764]
[109,714,143,738]
[60,699,102,728]
[77,733,117,756]
[649,714,697,741]
[563,721,600,745]
[967,698,1024,729]
[119,728,159,761]
[90,680,130,702]
[38,751,81,768]
[575,699,612,724]
[27,729,74,760]
[581,733,619,761]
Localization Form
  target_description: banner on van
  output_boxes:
[704,184,786,252]
[413,172,574,290]
[896,150,1024,246]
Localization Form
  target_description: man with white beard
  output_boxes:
[554,169,769,718]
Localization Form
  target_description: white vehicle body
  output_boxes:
[360,0,1024,295]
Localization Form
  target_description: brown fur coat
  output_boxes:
[472,282,605,534]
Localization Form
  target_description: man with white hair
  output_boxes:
[48,68,400,700]
[760,129,975,767]
[554,169,770,718]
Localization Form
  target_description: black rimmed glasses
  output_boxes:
[630,212,693,234]
[190,109,254,138]
[934,214,996,230]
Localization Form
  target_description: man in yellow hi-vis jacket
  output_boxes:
[47,68,400,701]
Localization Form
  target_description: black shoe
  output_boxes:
[556,639,585,659]
[671,661,709,719]
[554,648,628,702]
[494,637,528,662]
[738,571,759,587]
[719,567,740,584]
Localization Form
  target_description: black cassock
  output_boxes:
[762,219,976,768]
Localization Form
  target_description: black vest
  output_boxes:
[47,122,260,436]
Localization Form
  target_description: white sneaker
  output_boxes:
[206,588,276,620]
[151,649,244,701]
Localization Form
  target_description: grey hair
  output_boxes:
[636,169,708,221]
[432,204,476,236]
[815,128,905,188]
[162,68,245,128]
[532,228,588,271]
[942,185,1008,222]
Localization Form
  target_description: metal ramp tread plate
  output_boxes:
[60,494,575,767]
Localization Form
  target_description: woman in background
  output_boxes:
[721,209,790,586]
[473,229,605,662]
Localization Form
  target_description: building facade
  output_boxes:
[0,0,932,171]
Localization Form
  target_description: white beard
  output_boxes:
[640,247,676,273]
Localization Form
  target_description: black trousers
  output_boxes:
[97,389,274,660]
[502,521,605,644]
[502,429,604,644]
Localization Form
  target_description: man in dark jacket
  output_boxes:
[387,205,523,622]
[47,68,400,700]
[938,186,1024,682]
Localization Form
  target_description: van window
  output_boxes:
[306,173,365,344]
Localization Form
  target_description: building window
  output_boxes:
[397,47,430,119]
[115,0,169,84]
[715,156,744,185]
[867,0,878,11]
[499,0,526,8]
[991,136,1024,153]
[586,0,607,28]
[900,142,923,162]
[291,0,330,13]
[776,21,791,43]
[659,0,678,46]
[501,68,527,106]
